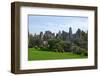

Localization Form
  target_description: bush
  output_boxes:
[80,48,88,56]
[55,43,64,52]
[34,46,38,49]
[48,39,64,52]
[72,46,80,54]
[71,46,88,56]
[63,42,71,52]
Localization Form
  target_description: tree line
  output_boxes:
[28,27,88,56]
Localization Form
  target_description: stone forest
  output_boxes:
[28,27,88,56]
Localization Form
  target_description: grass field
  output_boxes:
[28,48,87,61]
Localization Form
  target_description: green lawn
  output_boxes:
[28,48,87,61]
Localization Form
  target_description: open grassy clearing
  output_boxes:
[28,48,87,61]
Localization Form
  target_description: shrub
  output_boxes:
[63,42,72,52]
[80,48,88,56]
[34,46,38,49]
[55,43,64,52]
[72,46,80,54]
[48,39,64,52]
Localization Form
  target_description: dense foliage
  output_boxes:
[28,28,88,56]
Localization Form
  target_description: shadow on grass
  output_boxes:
[38,47,53,52]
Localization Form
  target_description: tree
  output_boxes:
[28,34,34,48]
[72,45,80,54]
[48,39,60,50]
[54,43,64,52]
[63,42,72,52]
[35,39,43,47]
[79,48,88,56]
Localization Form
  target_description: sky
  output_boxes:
[28,15,88,35]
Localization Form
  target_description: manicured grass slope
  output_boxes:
[28,48,87,61]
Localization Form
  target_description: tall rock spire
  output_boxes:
[69,27,72,39]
